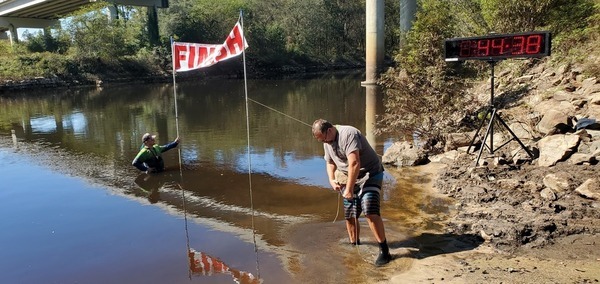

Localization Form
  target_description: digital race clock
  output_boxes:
[444,31,551,61]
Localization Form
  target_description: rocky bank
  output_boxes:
[383,59,600,255]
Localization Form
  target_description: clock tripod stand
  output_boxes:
[466,60,535,165]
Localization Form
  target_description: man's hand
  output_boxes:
[330,180,353,199]
[341,186,352,199]
[329,179,342,192]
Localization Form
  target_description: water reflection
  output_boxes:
[189,249,261,283]
[364,84,384,154]
[29,112,87,134]
[134,173,177,204]
[11,129,17,147]
[0,74,372,175]
[130,164,337,248]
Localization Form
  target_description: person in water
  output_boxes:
[312,118,392,266]
[132,133,180,174]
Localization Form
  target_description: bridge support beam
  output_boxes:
[147,6,159,46]
[400,0,417,48]
[106,0,168,8]
[362,0,384,86]
[107,3,160,46]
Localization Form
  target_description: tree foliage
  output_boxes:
[3,0,400,76]
[378,0,474,147]
[160,0,247,44]
[377,0,600,149]
[63,3,143,60]
[23,30,71,54]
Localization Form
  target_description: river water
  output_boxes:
[0,73,450,284]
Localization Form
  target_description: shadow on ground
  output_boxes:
[391,232,484,259]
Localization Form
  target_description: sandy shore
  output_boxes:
[283,163,600,283]
[382,163,600,284]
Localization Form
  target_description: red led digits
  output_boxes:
[491,38,504,56]
[512,36,525,55]
[444,31,550,61]
[459,40,471,57]
[525,34,541,54]
[477,39,490,56]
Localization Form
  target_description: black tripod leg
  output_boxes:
[475,109,497,166]
[494,114,535,159]
[467,107,492,154]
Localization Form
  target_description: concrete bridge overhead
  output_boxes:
[0,0,168,41]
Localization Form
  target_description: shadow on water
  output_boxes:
[132,164,271,283]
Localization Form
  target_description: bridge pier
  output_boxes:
[147,6,159,46]
[362,0,385,86]
[107,4,160,46]
[400,0,417,48]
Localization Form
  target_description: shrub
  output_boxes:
[378,0,476,148]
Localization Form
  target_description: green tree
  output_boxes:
[159,0,247,43]
[23,29,71,54]
[378,0,600,149]
[63,2,141,59]
[378,0,474,148]
[480,0,555,33]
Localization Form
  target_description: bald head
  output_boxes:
[312,119,333,138]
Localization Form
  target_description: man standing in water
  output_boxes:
[312,119,392,266]
[132,133,180,174]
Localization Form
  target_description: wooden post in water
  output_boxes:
[362,0,384,86]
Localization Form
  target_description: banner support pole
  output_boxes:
[240,9,261,279]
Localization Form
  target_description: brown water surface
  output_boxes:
[0,74,452,283]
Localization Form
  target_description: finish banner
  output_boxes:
[173,21,248,72]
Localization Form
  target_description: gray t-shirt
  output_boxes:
[323,125,383,177]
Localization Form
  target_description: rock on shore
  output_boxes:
[383,60,600,251]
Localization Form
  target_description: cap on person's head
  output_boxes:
[142,133,156,143]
